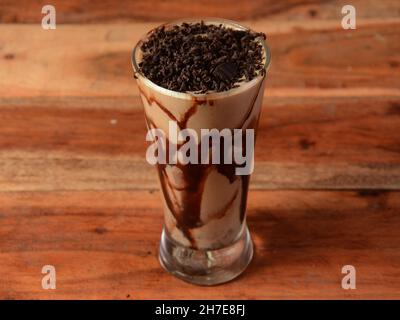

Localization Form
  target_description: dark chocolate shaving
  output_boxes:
[138,21,265,93]
[213,62,238,83]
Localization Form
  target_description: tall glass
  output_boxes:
[132,18,270,285]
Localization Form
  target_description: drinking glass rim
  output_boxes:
[131,17,271,100]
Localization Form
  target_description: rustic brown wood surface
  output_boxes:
[1,190,399,299]
[1,0,400,23]
[0,1,399,299]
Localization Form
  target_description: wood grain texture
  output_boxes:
[0,96,399,191]
[0,0,400,23]
[1,21,400,98]
[1,1,400,300]
[0,190,399,299]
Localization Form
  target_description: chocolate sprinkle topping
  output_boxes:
[213,62,238,83]
[138,21,266,93]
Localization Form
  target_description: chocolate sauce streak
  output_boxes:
[236,79,264,222]
[138,86,180,125]
[158,162,211,246]
[138,86,202,130]
[139,77,264,249]
[237,77,264,129]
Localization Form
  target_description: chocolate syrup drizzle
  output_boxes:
[139,79,264,249]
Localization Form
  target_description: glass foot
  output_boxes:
[159,227,253,286]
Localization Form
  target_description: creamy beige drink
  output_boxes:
[132,19,270,285]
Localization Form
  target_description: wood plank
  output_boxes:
[1,0,399,302]
[0,189,399,299]
[0,0,399,23]
[0,96,399,191]
[0,22,399,98]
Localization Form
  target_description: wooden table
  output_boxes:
[0,0,399,299]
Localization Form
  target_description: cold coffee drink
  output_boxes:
[132,19,270,285]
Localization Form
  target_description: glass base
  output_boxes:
[159,227,253,286]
